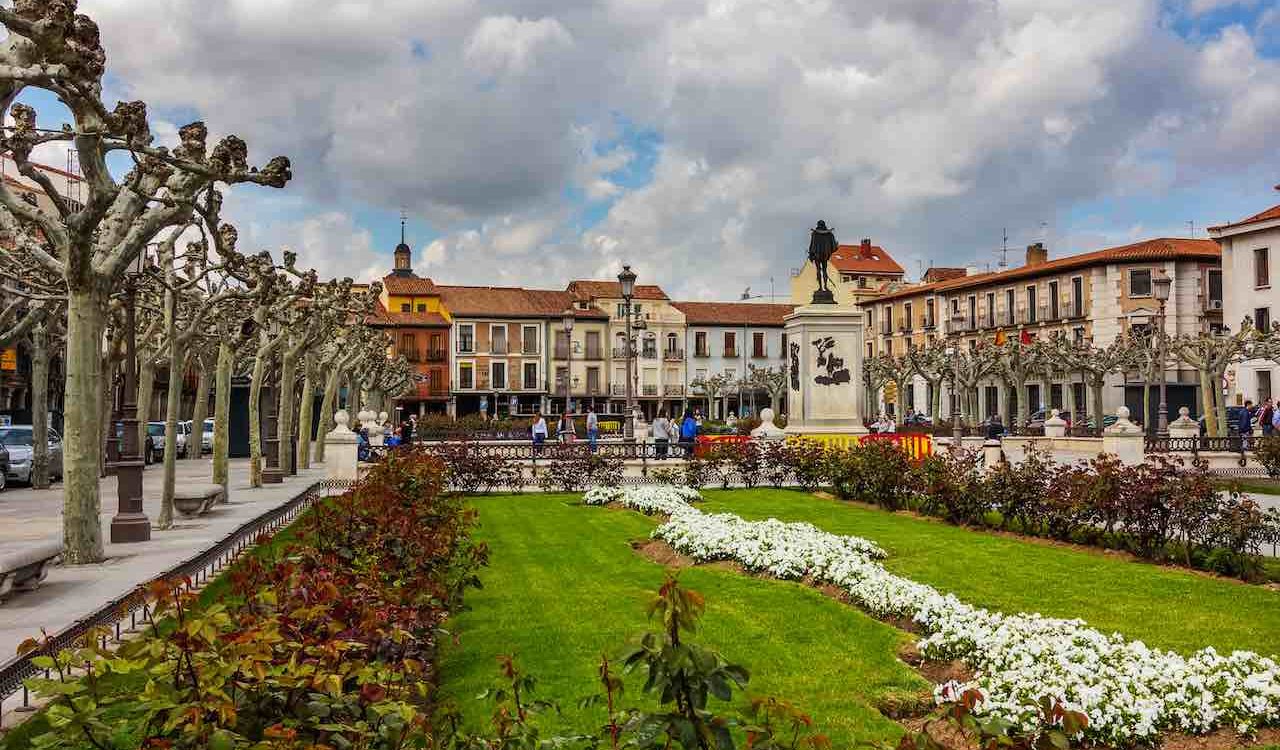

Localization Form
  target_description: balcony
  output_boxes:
[400,349,421,363]
[611,384,627,396]
[664,384,685,396]
[1202,297,1224,313]
[520,344,539,356]
[693,348,710,358]
[881,324,892,336]
[946,317,976,334]
[898,320,913,333]
[612,346,630,359]
[641,349,659,360]
[664,348,685,362]
[457,339,475,354]
[751,348,768,359]
[426,349,446,362]
[642,384,659,397]
[586,383,604,396]
[922,317,936,330]
[584,346,605,360]
[1067,302,1087,319]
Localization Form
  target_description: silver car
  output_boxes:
[0,425,64,484]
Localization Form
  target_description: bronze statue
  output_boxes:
[808,220,838,304]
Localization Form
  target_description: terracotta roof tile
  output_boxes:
[437,285,608,319]
[830,241,905,275]
[567,280,669,301]
[922,267,967,283]
[381,274,439,295]
[1208,204,1280,232]
[672,301,795,326]
[367,301,449,327]
[866,238,1219,305]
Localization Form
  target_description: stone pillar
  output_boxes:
[324,410,360,483]
[783,304,869,438]
[370,411,388,447]
[1044,409,1067,438]
[983,440,1003,471]
[1102,406,1145,465]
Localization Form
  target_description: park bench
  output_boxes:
[0,540,63,601]
[173,483,226,517]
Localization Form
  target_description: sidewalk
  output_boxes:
[0,457,327,661]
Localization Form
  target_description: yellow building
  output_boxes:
[790,238,907,306]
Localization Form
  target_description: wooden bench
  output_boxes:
[173,483,226,517]
[0,540,63,601]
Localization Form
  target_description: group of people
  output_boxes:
[1240,398,1280,438]
[530,408,602,451]
[528,407,699,456]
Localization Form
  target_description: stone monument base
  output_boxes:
[783,302,869,441]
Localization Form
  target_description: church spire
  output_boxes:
[393,209,413,277]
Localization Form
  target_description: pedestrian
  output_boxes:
[586,407,599,452]
[399,418,414,446]
[652,410,671,459]
[1272,403,1280,436]
[1239,400,1254,447]
[1263,399,1276,437]
[531,411,548,452]
[679,409,698,458]
[557,411,575,444]
[883,414,897,433]
[986,414,1004,440]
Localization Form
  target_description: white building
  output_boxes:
[1210,202,1280,405]
[672,302,794,420]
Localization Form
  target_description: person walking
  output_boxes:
[679,409,698,458]
[1262,399,1275,437]
[1239,400,1254,449]
[652,410,671,459]
[531,411,548,453]
[400,417,414,446]
[586,407,599,452]
[557,412,575,444]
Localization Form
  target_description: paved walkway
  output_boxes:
[0,457,327,661]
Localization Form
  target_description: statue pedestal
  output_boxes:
[783,303,869,438]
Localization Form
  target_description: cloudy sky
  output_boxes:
[18,0,1280,299]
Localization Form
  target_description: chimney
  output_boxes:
[964,265,980,277]
[1026,242,1048,267]
[860,238,873,258]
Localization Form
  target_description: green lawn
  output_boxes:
[699,489,1280,657]
[436,494,927,747]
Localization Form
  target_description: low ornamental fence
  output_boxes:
[1145,436,1250,461]
[0,479,351,725]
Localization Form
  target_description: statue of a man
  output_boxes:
[808,220,838,304]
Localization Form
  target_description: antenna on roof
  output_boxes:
[994,227,1010,270]
[741,286,751,301]
[1187,220,1195,237]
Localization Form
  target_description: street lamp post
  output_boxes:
[618,265,637,440]
[946,345,961,440]
[561,310,575,414]
[110,249,151,543]
[1153,270,1173,438]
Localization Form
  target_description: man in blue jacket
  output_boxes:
[1239,400,1255,448]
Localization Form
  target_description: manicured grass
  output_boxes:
[436,495,927,747]
[1217,477,1280,496]
[699,489,1280,657]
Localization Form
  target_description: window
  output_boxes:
[554,330,570,358]
[695,331,709,357]
[400,303,410,313]
[1207,269,1223,306]
[491,361,507,391]
[1129,269,1152,297]
[457,324,474,353]
[1255,307,1271,332]
[1255,248,1270,288]
[865,309,874,329]
[400,333,416,361]
[1073,327,1086,345]
[984,292,995,328]
[1071,277,1084,317]
[1259,370,1273,403]
[459,362,474,389]
[416,303,426,313]
[1025,285,1037,323]
[925,299,936,327]
[616,303,626,319]
[642,333,657,358]
[429,333,443,357]
[430,369,443,393]
[587,367,601,394]
[666,332,679,354]
[522,325,539,355]
[523,362,538,390]
[585,331,601,358]
[752,331,766,358]
[967,295,977,328]
[1048,280,1059,319]
[1005,289,1015,325]
[490,325,508,355]
[857,276,868,289]
[903,303,913,331]
[724,331,738,357]
[951,298,960,315]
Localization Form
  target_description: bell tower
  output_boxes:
[393,212,413,277]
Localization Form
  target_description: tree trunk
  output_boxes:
[136,354,156,458]
[349,375,363,420]
[158,346,185,530]
[1212,364,1229,438]
[277,348,297,475]
[1015,377,1028,429]
[1142,376,1152,435]
[297,352,315,470]
[1091,380,1105,431]
[189,359,210,458]
[315,365,340,463]
[929,381,942,425]
[212,341,233,488]
[1199,368,1218,437]
[248,352,267,487]
[31,322,51,489]
[63,287,106,564]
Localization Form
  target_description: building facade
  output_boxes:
[549,298,612,415]
[790,238,906,306]
[673,302,793,419]
[1210,202,1280,405]
[861,239,1223,425]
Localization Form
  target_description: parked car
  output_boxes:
[146,421,189,460]
[0,425,64,484]
[201,418,214,453]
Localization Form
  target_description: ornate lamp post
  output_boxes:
[110,248,151,543]
[618,265,637,440]
[946,344,961,440]
[1153,269,1173,438]
[262,321,285,484]
[561,309,575,414]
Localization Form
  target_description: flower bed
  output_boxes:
[590,485,1280,744]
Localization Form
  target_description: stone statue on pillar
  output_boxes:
[808,220,839,305]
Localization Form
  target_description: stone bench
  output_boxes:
[173,483,226,517]
[0,540,63,601]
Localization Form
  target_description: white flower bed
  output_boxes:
[587,485,1280,743]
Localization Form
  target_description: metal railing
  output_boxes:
[1145,435,1250,461]
[0,479,349,724]
[664,349,684,361]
